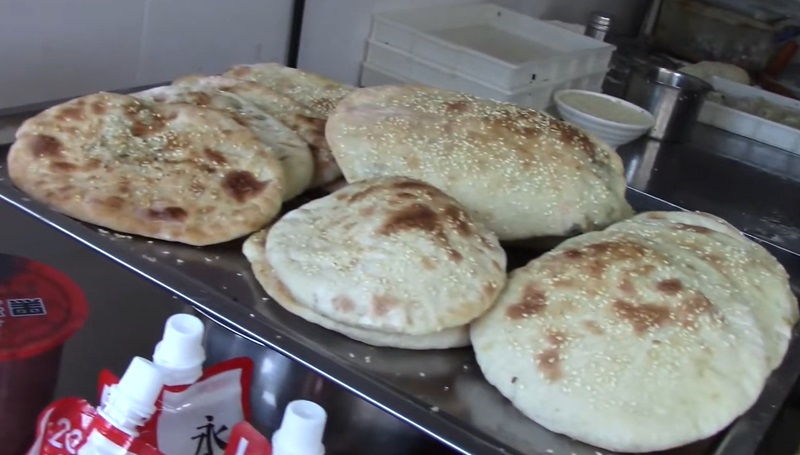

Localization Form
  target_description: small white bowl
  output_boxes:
[554,89,655,148]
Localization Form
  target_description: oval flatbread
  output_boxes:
[8,92,284,245]
[174,75,341,187]
[243,177,507,348]
[326,85,633,241]
[223,62,353,117]
[134,85,312,201]
[470,211,798,452]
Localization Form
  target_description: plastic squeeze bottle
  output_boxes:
[151,314,205,386]
[272,400,327,455]
[79,357,164,455]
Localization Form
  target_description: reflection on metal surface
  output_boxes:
[619,124,800,254]
[1,130,800,454]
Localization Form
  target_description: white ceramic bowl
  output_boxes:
[554,89,655,148]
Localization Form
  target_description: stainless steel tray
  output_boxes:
[2,141,799,455]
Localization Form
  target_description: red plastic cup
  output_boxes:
[0,254,89,455]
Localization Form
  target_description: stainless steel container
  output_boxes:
[202,321,448,455]
[624,65,711,142]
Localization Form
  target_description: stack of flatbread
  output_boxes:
[7,62,353,245]
[243,177,507,349]
[471,211,798,451]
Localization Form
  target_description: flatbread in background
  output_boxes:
[326,85,633,241]
[174,75,341,187]
[8,92,284,245]
[134,85,312,201]
[470,211,797,452]
[679,61,750,85]
[223,62,354,117]
[244,177,507,349]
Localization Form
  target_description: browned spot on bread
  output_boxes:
[222,171,266,202]
[443,204,472,236]
[231,115,248,127]
[421,257,436,270]
[536,348,562,382]
[84,158,101,171]
[583,320,604,335]
[406,155,421,170]
[105,196,125,209]
[29,135,63,158]
[204,148,227,165]
[392,180,435,193]
[448,249,463,263]
[333,296,355,313]
[619,278,635,295]
[647,212,666,220]
[190,182,206,194]
[396,192,416,200]
[50,161,77,172]
[506,285,547,319]
[555,121,596,161]
[130,116,166,137]
[483,282,497,297]
[657,278,683,295]
[674,223,712,234]
[359,206,375,216]
[90,102,106,115]
[379,203,439,235]
[632,263,656,276]
[147,206,188,222]
[563,249,583,259]
[57,106,84,121]
[677,294,714,328]
[547,330,567,347]
[446,100,470,113]
[229,66,251,77]
[372,294,398,316]
[191,92,212,106]
[613,300,671,335]
[348,185,383,202]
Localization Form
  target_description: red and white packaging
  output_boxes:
[223,422,271,455]
[27,357,165,455]
[97,357,253,455]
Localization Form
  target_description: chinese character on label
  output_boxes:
[8,297,47,317]
[0,302,5,318]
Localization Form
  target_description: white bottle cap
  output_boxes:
[152,313,205,386]
[272,400,327,455]
[99,357,164,435]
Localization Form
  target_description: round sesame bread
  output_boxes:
[243,177,507,348]
[8,92,284,245]
[470,211,798,452]
[174,75,341,187]
[243,229,470,349]
[134,85,312,200]
[326,85,633,241]
[223,62,353,117]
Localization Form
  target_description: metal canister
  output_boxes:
[585,12,612,41]
[624,65,712,142]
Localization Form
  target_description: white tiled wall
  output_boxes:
[297,0,648,86]
[0,0,293,109]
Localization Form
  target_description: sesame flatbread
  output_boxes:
[134,85,312,200]
[243,177,507,348]
[223,63,353,117]
[470,211,798,452]
[174,75,341,187]
[326,85,633,241]
[8,92,284,245]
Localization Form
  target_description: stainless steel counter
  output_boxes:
[1,105,800,455]
[620,123,800,254]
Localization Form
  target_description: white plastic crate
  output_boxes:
[360,59,605,110]
[370,3,614,92]
[698,76,800,155]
